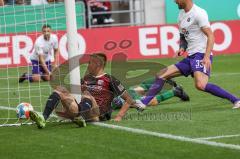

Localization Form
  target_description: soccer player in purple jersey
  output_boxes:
[19,24,59,83]
[135,0,240,110]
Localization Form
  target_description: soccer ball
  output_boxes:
[16,103,34,119]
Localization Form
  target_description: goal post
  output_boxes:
[64,0,82,103]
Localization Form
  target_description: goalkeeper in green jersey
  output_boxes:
[112,78,189,109]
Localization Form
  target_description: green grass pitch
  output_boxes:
[0,54,240,158]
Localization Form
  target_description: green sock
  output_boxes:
[128,88,142,100]
[139,78,155,90]
[156,90,174,103]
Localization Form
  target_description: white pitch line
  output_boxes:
[2,105,240,151]
[196,134,240,140]
[0,123,34,127]
[92,122,240,151]
[0,106,15,111]
[0,105,57,127]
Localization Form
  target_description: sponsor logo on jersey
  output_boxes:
[97,80,104,86]
[117,84,124,92]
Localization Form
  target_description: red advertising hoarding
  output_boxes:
[0,20,240,67]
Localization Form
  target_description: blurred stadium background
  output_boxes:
[0,0,240,158]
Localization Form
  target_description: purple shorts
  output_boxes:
[31,60,51,74]
[175,53,213,77]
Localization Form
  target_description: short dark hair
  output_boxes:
[90,53,107,67]
[42,24,51,30]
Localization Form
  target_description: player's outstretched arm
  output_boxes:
[39,55,51,75]
[201,27,214,71]
[53,48,60,69]
[175,33,188,57]
[114,91,135,122]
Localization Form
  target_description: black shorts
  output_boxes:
[76,98,111,121]
[76,98,100,121]
[77,98,93,112]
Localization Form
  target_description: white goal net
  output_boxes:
[0,1,85,126]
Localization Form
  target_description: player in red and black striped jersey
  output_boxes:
[80,53,135,121]
[29,53,135,129]
[82,73,128,120]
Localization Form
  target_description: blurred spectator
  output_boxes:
[47,0,59,3]
[5,0,27,5]
[31,0,48,5]
[0,0,4,6]
[15,0,25,4]
[102,1,114,23]
[81,0,90,28]
[4,0,15,5]
[85,0,114,25]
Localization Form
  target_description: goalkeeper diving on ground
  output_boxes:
[112,78,189,110]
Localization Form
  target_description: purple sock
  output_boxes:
[26,74,33,82]
[141,77,165,105]
[205,83,239,103]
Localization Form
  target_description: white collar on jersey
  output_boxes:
[92,73,107,78]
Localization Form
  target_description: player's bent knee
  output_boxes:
[32,75,41,82]
[42,78,50,81]
[55,86,70,94]
[195,82,206,91]
[79,97,100,121]
[42,76,51,81]
[61,98,79,117]
[68,106,79,115]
